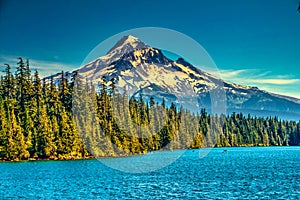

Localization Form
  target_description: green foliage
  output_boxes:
[0,58,300,161]
[0,59,86,160]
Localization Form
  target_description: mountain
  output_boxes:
[67,35,300,120]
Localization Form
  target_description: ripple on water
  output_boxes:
[0,147,299,199]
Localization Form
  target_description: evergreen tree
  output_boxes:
[7,108,29,160]
[2,64,15,99]
[0,57,300,161]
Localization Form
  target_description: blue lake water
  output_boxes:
[0,147,300,199]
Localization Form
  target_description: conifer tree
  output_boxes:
[2,64,14,99]
[0,98,7,158]
[7,108,29,160]
[1,57,300,161]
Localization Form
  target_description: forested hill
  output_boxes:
[0,58,300,161]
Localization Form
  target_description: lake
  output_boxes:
[0,147,299,199]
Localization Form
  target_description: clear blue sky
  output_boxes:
[0,0,300,98]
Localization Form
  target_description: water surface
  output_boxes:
[0,147,299,199]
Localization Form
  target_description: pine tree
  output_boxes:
[2,64,15,99]
[59,71,72,112]
[0,98,8,158]
[36,105,56,158]
[7,108,29,160]
[1,57,300,161]
[15,57,30,113]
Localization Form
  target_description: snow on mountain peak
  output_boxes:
[86,35,150,67]
[107,35,149,55]
[67,35,300,120]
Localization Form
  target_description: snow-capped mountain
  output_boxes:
[69,35,300,120]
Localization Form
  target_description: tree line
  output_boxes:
[0,58,299,161]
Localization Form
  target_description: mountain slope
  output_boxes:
[71,35,300,120]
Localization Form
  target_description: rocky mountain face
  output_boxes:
[54,35,300,120]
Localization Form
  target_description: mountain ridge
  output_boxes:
[51,35,300,120]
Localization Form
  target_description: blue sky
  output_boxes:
[0,0,300,98]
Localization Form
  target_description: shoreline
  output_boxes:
[0,145,298,163]
[0,156,96,163]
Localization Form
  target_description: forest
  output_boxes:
[0,58,300,161]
